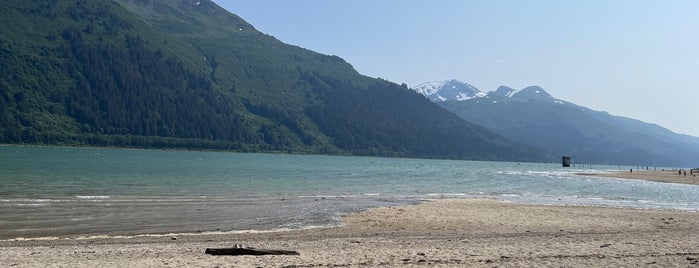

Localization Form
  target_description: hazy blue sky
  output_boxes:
[215,0,699,137]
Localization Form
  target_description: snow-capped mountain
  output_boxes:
[412,80,565,104]
[412,80,485,102]
[412,79,699,166]
[495,85,568,104]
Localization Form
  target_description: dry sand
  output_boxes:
[579,170,699,186]
[3,199,699,267]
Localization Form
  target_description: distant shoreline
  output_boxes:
[578,170,699,186]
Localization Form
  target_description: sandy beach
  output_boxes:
[2,198,699,267]
[579,170,699,186]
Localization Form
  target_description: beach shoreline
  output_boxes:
[3,198,699,267]
[578,170,699,186]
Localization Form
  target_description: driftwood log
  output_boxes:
[205,247,300,256]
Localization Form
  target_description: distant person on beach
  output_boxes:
[684,170,687,177]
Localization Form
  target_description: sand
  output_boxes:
[2,198,699,267]
[579,170,699,186]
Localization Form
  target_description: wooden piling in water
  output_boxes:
[562,156,571,167]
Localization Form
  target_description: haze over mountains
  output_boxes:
[413,80,699,166]
[0,0,544,162]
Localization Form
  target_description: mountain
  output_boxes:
[413,80,699,166]
[413,80,485,102]
[489,85,564,103]
[0,0,545,161]
[414,81,565,104]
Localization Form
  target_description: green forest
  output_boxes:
[0,0,546,162]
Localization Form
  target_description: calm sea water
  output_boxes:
[1,145,698,240]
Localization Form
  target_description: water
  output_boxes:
[1,145,698,240]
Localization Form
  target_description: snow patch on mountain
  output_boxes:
[413,79,483,102]
[412,80,567,104]
[413,81,448,96]
[456,93,472,101]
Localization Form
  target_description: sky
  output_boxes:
[214,0,699,137]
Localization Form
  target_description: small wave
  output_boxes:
[14,203,50,207]
[297,195,348,199]
[501,193,522,197]
[424,193,474,199]
[1,198,53,202]
[0,225,337,242]
[3,236,60,242]
[76,195,111,199]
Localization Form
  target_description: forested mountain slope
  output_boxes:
[0,0,546,161]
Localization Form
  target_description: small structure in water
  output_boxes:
[562,156,571,167]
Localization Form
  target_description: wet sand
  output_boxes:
[579,170,699,186]
[2,198,699,267]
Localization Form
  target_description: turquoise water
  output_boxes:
[1,145,698,239]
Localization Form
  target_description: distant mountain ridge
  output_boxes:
[413,80,566,104]
[413,80,699,166]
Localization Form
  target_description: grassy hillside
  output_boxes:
[0,0,545,161]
